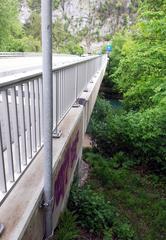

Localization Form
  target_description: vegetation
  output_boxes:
[89,0,166,174]
[0,0,39,51]
[54,1,166,239]
[69,185,116,234]
[54,210,79,240]
[55,149,165,240]
[97,0,139,30]
[52,19,84,55]
[0,0,83,54]
[1,0,165,238]
[82,151,166,240]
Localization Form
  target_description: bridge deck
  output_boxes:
[0,55,83,78]
[0,54,107,240]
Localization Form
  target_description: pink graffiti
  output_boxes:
[54,131,79,206]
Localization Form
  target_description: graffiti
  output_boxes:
[54,131,79,206]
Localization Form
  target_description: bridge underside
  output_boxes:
[0,61,106,240]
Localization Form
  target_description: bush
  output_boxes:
[112,220,135,240]
[89,97,166,173]
[68,185,116,234]
[97,1,166,174]
[68,182,137,239]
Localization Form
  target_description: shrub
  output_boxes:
[89,97,166,173]
[112,220,135,240]
[68,185,116,234]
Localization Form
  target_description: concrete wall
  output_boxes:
[0,62,107,240]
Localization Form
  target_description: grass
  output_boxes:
[84,150,166,240]
[54,149,166,240]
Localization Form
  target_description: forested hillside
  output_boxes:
[0,0,139,53]
[0,0,40,51]
[21,0,138,52]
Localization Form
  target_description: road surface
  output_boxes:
[0,55,83,78]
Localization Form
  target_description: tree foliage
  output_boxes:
[112,0,166,110]
[89,0,166,173]
[0,0,21,50]
[52,19,84,55]
[0,0,40,51]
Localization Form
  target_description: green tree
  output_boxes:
[52,19,83,55]
[89,0,166,173]
[0,0,22,51]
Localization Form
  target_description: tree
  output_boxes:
[89,0,166,173]
[0,0,22,50]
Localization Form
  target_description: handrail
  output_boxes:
[0,55,99,88]
[0,54,107,205]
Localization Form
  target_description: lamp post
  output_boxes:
[41,0,53,238]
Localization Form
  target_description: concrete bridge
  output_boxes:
[0,54,108,240]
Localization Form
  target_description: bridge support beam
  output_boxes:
[41,0,53,239]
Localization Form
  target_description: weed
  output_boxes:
[54,209,79,240]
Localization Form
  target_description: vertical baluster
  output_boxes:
[71,67,73,104]
[53,72,56,129]
[72,67,76,103]
[39,77,43,143]
[78,64,81,95]
[64,68,67,114]
[79,64,81,96]
[2,90,14,182]
[65,68,68,112]
[77,64,79,97]
[68,68,71,108]
[24,82,32,159]
[56,71,59,129]
[18,84,27,166]
[58,71,61,123]
[30,80,37,153]
[83,63,86,89]
[67,68,70,107]
[65,68,67,112]
[61,70,64,117]
[86,61,88,85]
[79,64,81,92]
[75,65,78,101]
[0,122,7,193]
[60,70,62,119]
[34,79,41,148]
[11,87,21,173]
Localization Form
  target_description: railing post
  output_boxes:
[53,71,62,138]
[41,0,53,238]
[84,61,88,92]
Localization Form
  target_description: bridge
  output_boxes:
[0,53,108,239]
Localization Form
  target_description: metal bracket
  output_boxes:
[73,103,80,108]
[0,224,5,236]
[78,98,87,106]
[52,129,62,138]
[73,100,80,108]
[40,197,54,209]
[83,88,88,92]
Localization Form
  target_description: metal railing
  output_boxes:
[0,54,107,204]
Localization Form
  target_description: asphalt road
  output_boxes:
[0,55,83,77]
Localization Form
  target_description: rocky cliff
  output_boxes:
[20,0,138,52]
